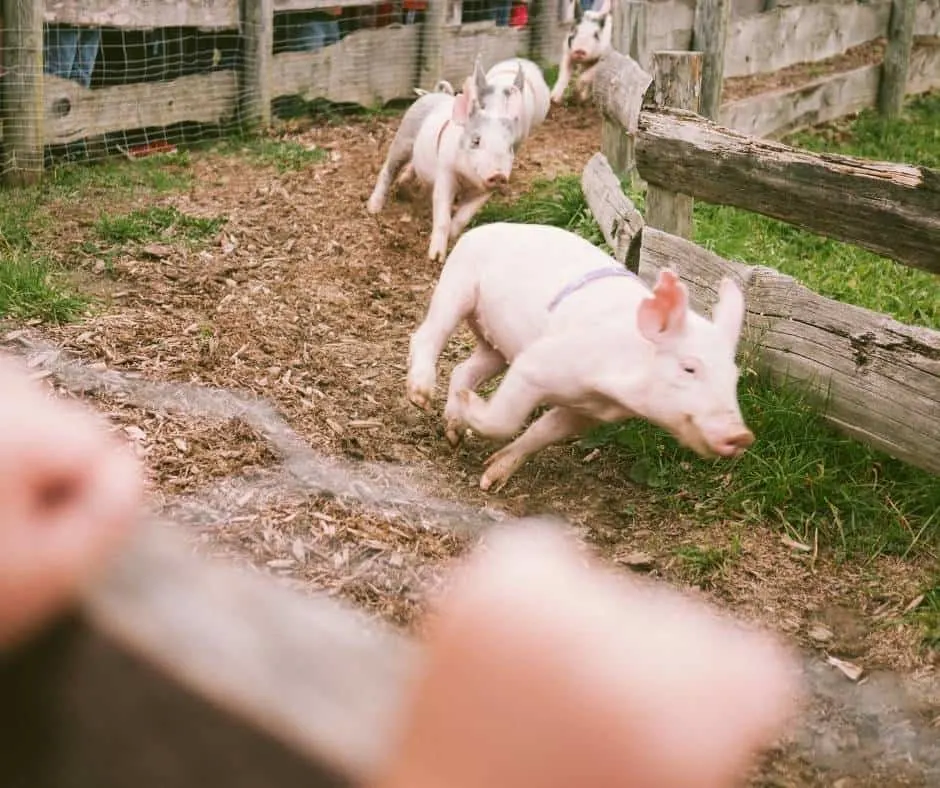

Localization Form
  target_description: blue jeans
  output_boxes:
[284,18,341,52]
[492,0,512,25]
[44,25,100,88]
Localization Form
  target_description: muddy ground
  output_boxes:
[5,43,940,785]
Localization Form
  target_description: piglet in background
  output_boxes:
[550,0,613,104]
[475,55,551,144]
[407,222,754,491]
[367,77,518,262]
[372,520,800,788]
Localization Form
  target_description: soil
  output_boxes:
[3,55,938,785]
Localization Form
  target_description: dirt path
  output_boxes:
[5,98,939,785]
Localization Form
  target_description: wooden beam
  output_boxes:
[638,227,940,478]
[44,0,240,29]
[44,73,238,145]
[723,2,891,79]
[240,0,274,131]
[2,0,45,186]
[0,525,416,788]
[601,1,648,181]
[690,0,730,120]
[580,152,645,270]
[879,0,918,117]
[643,51,702,239]
[634,107,940,275]
[592,49,653,136]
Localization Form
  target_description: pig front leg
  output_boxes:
[480,407,599,492]
[443,341,508,447]
[574,63,599,103]
[448,191,493,241]
[550,53,574,104]
[428,169,458,262]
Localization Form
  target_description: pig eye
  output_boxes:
[469,134,481,149]
[680,360,699,376]
[593,30,600,40]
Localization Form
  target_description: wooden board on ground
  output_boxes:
[638,227,940,478]
[723,1,892,78]
[634,106,940,275]
[0,524,416,788]
[270,26,420,107]
[44,72,239,145]
[44,0,240,29]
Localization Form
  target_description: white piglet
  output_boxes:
[406,223,754,491]
[476,56,551,143]
[550,0,613,104]
[367,78,519,262]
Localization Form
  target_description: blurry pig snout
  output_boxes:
[485,172,509,188]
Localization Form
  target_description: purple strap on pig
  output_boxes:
[547,266,638,312]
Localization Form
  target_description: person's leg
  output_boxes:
[493,0,512,26]
[43,24,79,80]
[71,27,101,88]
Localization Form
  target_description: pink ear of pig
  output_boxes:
[637,268,689,341]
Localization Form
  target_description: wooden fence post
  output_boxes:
[601,0,647,181]
[419,0,446,90]
[691,0,729,121]
[239,0,273,132]
[879,0,917,118]
[644,51,703,239]
[2,0,45,187]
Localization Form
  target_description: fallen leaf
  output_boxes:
[123,425,147,442]
[903,594,926,614]
[173,437,189,453]
[292,538,307,563]
[808,624,834,643]
[826,655,864,682]
[617,551,655,570]
[140,243,173,259]
[781,534,812,552]
[266,559,295,569]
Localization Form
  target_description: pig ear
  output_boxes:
[506,85,524,119]
[637,269,688,343]
[452,89,472,124]
[473,55,488,98]
[572,0,584,23]
[597,0,612,17]
[513,63,525,92]
[711,277,746,349]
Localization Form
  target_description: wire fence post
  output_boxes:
[2,0,45,187]
[239,0,273,133]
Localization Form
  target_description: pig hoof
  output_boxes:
[366,194,384,214]
[445,421,465,448]
[407,388,433,412]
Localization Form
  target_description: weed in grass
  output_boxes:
[674,538,741,587]
[94,206,226,247]
[0,251,85,323]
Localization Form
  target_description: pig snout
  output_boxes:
[571,49,588,61]
[485,173,509,188]
[713,428,755,458]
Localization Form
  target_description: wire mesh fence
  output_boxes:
[0,0,581,185]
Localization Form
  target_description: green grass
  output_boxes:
[468,96,940,561]
[94,205,226,246]
[0,150,193,324]
[211,135,328,172]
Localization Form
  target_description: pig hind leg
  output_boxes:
[407,254,479,411]
[479,407,598,492]
[367,130,416,214]
[443,340,507,447]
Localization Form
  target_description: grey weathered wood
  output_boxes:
[916,0,940,37]
[723,2,891,79]
[602,1,648,180]
[581,152,646,269]
[44,73,239,145]
[420,0,447,90]
[880,0,918,117]
[240,0,274,131]
[644,51,702,240]
[2,0,45,186]
[638,227,940,477]
[691,0,730,119]
[275,0,384,10]
[647,0,696,54]
[0,524,416,787]
[908,40,940,93]
[271,26,420,107]
[440,23,529,86]
[44,0,240,28]
[592,49,654,135]
[719,63,882,139]
[634,107,940,275]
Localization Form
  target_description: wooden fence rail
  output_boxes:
[588,49,940,478]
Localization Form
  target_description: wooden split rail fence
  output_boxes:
[585,48,940,478]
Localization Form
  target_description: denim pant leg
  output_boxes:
[298,19,341,51]
[492,0,512,25]
[71,28,101,88]
[44,25,80,80]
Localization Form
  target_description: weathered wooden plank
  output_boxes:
[880,0,918,117]
[647,0,696,57]
[0,525,415,788]
[44,0,240,29]
[634,107,940,274]
[915,0,940,37]
[644,51,703,239]
[718,63,881,139]
[440,23,529,85]
[580,152,645,269]
[691,0,731,119]
[638,227,940,477]
[43,72,238,145]
[275,0,384,10]
[2,0,44,186]
[241,0,274,131]
[907,40,940,92]
[723,1,892,79]
[592,49,654,135]
[270,26,420,107]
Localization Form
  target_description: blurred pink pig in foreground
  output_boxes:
[406,222,754,491]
